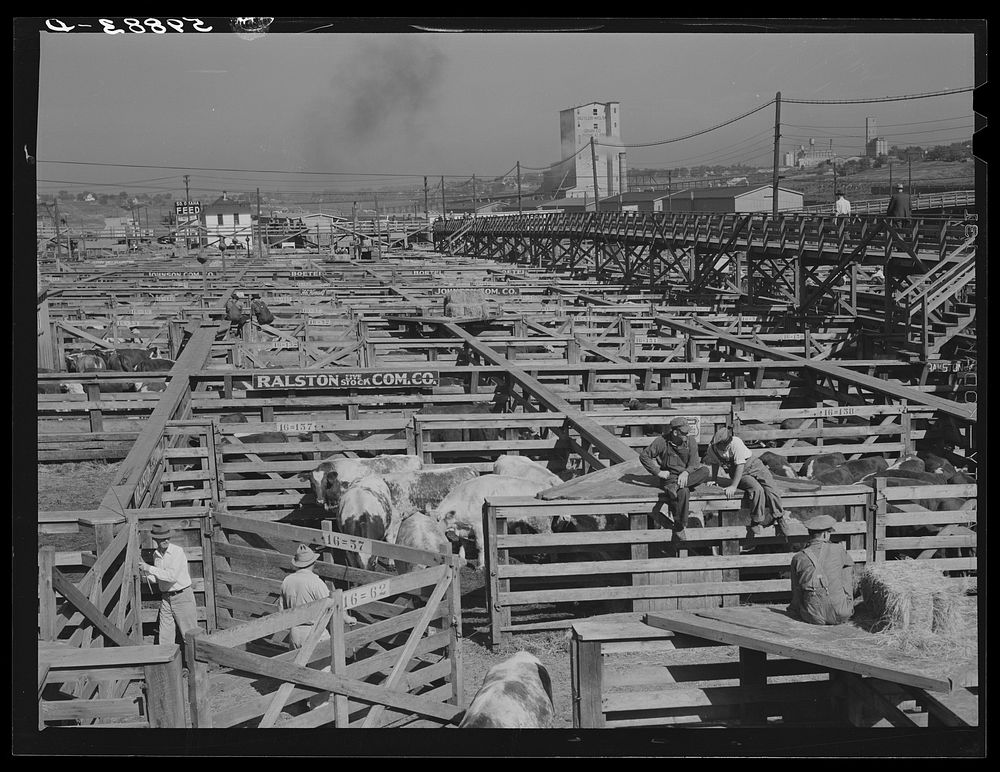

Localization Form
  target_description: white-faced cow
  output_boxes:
[759,451,799,479]
[65,351,107,373]
[458,651,555,729]
[799,453,847,479]
[307,455,424,513]
[432,475,551,569]
[133,357,176,372]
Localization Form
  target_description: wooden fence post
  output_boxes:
[38,547,56,641]
[869,477,887,564]
[145,644,187,728]
[446,561,464,708]
[329,589,350,728]
[185,631,212,728]
[629,512,652,612]
[570,633,604,728]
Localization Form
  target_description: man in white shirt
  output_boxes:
[834,191,851,216]
[138,523,199,645]
[705,427,788,540]
[279,545,332,648]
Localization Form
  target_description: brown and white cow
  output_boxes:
[65,351,107,373]
[799,453,847,480]
[812,456,887,486]
[458,651,555,729]
[337,475,394,570]
[759,451,799,479]
[432,475,551,569]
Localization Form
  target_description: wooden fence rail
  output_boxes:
[485,480,976,646]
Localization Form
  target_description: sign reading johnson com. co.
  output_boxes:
[251,370,439,390]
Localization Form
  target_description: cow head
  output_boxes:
[306,461,343,512]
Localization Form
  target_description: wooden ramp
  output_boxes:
[645,605,978,694]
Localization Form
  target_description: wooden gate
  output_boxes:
[194,514,464,728]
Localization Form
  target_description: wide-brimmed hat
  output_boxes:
[711,427,733,446]
[150,523,174,540]
[896,183,904,191]
[232,291,245,299]
[668,417,689,430]
[803,515,837,532]
[292,544,319,568]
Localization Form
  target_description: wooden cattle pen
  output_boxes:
[33,219,978,732]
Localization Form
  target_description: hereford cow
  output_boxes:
[918,453,957,479]
[458,651,555,729]
[492,455,563,488]
[65,351,107,373]
[812,456,887,485]
[759,451,799,479]
[799,453,847,479]
[134,357,176,372]
[432,475,551,569]
[865,468,950,485]
[102,348,157,372]
[307,455,424,513]
[391,512,451,574]
[887,455,925,473]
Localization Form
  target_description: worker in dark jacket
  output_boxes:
[224,291,248,337]
[886,183,912,219]
[787,515,855,625]
[639,417,712,540]
[250,294,275,325]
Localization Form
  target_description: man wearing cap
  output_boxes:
[639,417,712,540]
[886,183,912,219]
[224,291,248,337]
[834,191,851,217]
[705,427,788,539]
[250,294,275,326]
[279,544,332,649]
[138,524,199,645]
[787,515,856,625]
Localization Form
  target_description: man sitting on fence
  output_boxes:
[224,291,249,337]
[138,523,199,646]
[639,417,712,541]
[787,515,856,625]
[279,545,333,648]
[705,427,789,540]
[250,294,275,326]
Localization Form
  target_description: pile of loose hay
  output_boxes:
[443,290,494,318]
[858,560,975,657]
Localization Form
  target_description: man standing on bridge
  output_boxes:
[787,515,856,625]
[886,183,912,219]
[705,427,788,540]
[835,191,851,216]
[640,417,712,541]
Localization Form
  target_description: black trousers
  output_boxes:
[658,466,712,530]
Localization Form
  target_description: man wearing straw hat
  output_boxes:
[787,515,855,625]
[705,426,789,540]
[639,416,712,541]
[137,523,199,645]
[279,544,331,649]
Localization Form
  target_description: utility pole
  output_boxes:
[516,162,522,215]
[833,164,838,200]
[590,137,601,213]
[374,192,382,259]
[440,176,447,221]
[471,174,477,218]
[667,170,672,212]
[183,174,192,253]
[889,159,893,191]
[771,91,781,218]
[908,153,912,192]
[256,187,263,259]
[423,176,429,222]
[352,201,358,257]
[51,200,63,272]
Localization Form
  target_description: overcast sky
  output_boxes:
[34,23,978,198]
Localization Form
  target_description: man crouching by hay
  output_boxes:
[787,515,856,625]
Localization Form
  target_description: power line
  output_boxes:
[599,100,775,149]
[785,115,974,130]
[782,86,974,105]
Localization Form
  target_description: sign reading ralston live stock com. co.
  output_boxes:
[251,370,439,390]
